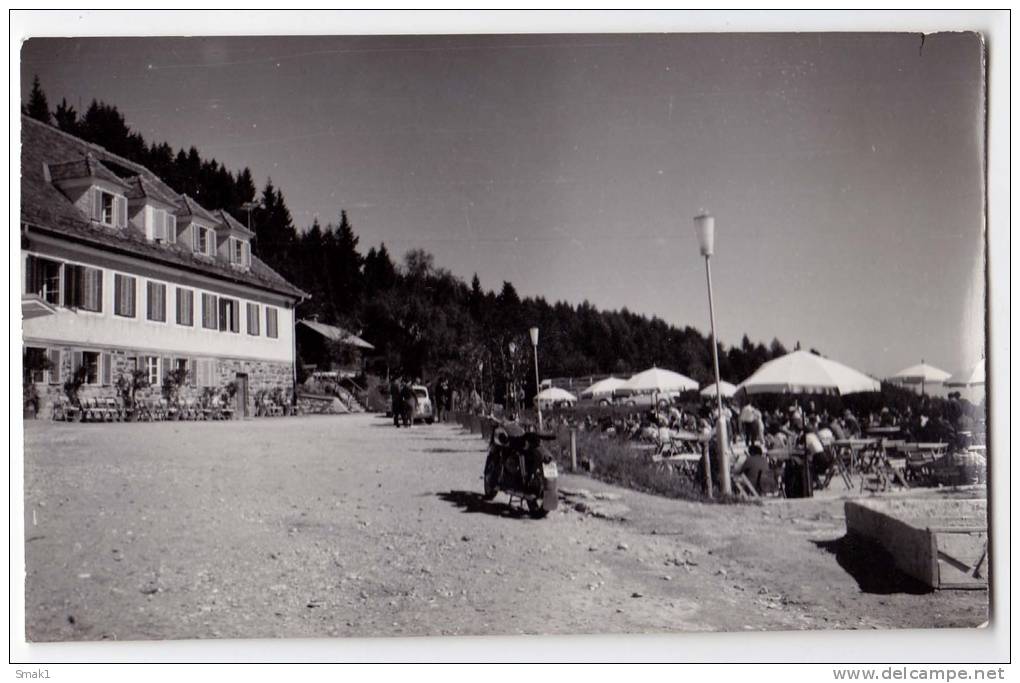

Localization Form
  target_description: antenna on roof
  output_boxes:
[241,200,263,234]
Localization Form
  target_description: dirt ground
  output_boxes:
[22,414,987,642]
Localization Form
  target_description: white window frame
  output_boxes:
[82,350,101,386]
[24,254,64,305]
[144,356,161,387]
[24,253,104,318]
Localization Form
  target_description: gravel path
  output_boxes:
[23,414,986,642]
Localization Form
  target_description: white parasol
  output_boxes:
[738,350,880,396]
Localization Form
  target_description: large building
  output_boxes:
[20,116,307,418]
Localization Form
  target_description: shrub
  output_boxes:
[62,366,88,407]
[553,428,745,504]
[162,366,189,403]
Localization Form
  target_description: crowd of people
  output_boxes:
[532,392,985,498]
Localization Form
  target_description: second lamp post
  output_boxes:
[529,326,542,429]
[694,212,732,496]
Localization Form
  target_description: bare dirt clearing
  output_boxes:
[23,414,986,641]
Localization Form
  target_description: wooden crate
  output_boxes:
[844,496,987,590]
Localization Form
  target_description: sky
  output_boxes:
[21,32,986,379]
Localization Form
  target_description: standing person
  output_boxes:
[400,380,416,427]
[440,378,452,422]
[390,377,402,428]
[739,401,762,444]
[433,377,445,423]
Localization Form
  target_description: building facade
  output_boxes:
[21,116,306,418]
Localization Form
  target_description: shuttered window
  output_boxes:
[218,298,240,333]
[25,347,47,383]
[176,288,194,326]
[246,302,260,336]
[92,188,126,228]
[201,293,218,329]
[114,274,136,318]
[266,307,279,339]
[63,265,103,312]
[25,255,62,304]
[146,281,167,322]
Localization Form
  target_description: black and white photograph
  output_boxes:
[12,11,1004,664]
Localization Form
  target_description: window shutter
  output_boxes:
[26,255,41,294]
[71,350,83,376]
[101,353,112,386]
[48,349,62,384]
[63,265,81,307]
[167,215,177,243]
[98,270,104,311]
[146,282,153,319]
[231,300,239,332]
[242,242,251,267]
[153,210,165,241]
[187,358,196,387]
[116,196,127,228]
[91,188,102,222]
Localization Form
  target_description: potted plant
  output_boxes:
[162,366,190,420]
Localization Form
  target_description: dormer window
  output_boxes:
[193,225,214,257]
[228,237,251,267]
[152,208,177,244]
[91,187,127,229]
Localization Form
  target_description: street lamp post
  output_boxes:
[529,327,542,430]
[694,212,731,496]
[508,341,517,417]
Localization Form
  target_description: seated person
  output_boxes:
[736,444,778,494]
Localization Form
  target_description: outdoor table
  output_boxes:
[833,437,879,472]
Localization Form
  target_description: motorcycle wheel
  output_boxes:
[526,496,548,519]
[483,452,499,500]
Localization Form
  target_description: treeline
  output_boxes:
[25,77,793,394]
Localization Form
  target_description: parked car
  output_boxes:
[411,385,434,424]
[612,388,678,410]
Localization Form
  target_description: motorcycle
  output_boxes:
[483,421,559,517]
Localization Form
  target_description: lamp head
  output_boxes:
[694,212,715,257]
[529,327,539,346]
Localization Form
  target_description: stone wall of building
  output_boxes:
[26,344,294,420]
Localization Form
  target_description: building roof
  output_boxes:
[21,116,306,300]
[48,154,131,189]
[175,193,220,224]
[123,174,180,207]
[298,319,375,350]
[217,209,254,237]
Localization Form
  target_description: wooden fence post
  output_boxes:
[570,428,577,472]
[702,441,714,499]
